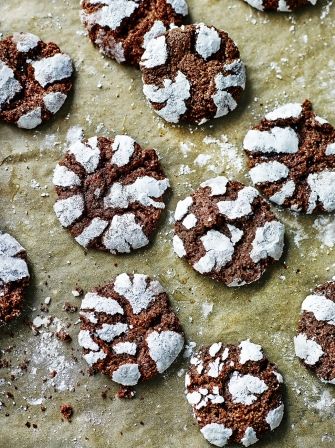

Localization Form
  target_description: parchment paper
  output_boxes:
[0,0,335,447]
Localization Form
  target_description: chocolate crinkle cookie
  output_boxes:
[185,340,285,447]
[173,176,285,286]
[243,0,317,12]
[0,231,30,323]
[294,281,335,384]
[0,32,73,129]
[53,134,170,254]
[78,273,184,391]
[140,23,246,125]
[80,0,188,66]
[244,100,335,214]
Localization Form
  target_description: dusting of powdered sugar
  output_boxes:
[111,134,135,166]
[146,330,184,373]
[250,221,285,263]
[69,137,100,173]
[75,218,109,247]
[53,194,84,227]
[0,60,22,110]
[203,135,244,174]
[32,53,73,88]
[141,35,167,68]
[243,127,299,154]
[228,371,268,405]
[0,232,29,285]
[239,340,263,364]
[249,161,289,184]
[17,107,42,129]
[195,24,221,60]
[217,187,259,219]
[12,32,40,53]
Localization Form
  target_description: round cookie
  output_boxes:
[185,340,284,447]
[294,281,335,384]
[243,0,317,12]
[78,273,184,390]
[0,231,30,323]
[243,100,335,214]
[53,134,170,254]
[173,176,285,286]
[80,0,188,66]
[0,32,73,129]
[140,23,246,125]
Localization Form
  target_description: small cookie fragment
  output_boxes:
[244,100,335,214]
[0,32,73,129]
[81,0,188,66]
[294,281,335,384]
[0,231,30,323]
[185,340,284,447]
[53,134,170,253]
[60,403,73,421]
[243,0,317,12]
[140,23,246,124]
[78,273,184,391]
[173,176,285,286]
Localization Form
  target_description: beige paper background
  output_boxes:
[0,0,335,447]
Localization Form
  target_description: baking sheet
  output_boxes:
[0,0,335,447]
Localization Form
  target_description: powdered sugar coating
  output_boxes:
[307,171,335,213]
[111,134,135,166]
[200,423,233,447]
[32,53,73,88]
[53,194,84,227]
[193,230,235,274]
[174,196,193,221]
[182,213,197,229]
[228,371,268,405]
[96,322,128,342]
[195,24,221,60]
[239,340,263,364]
[12,32,40,53]
[294,333,324,365]
[250,221,285,263]
[114,273,164,314]
[166,0,188,15]
[243,127,299,154]
[141,35,167,68]
[301,294,335,325]
[241,427,258,447]
[104,176,169,209]
[81,292,124,315]
[17,107,42,129]
[75,218,109,247]
[249,161,289,184]
[244,0,317,11]
[83,0,139,31]
[103,213,149,253]
[269,180,296,206]
[146,330,184,373]
[112,363,141,386]
[43,92,67,113]
[0,232,29,285]
[142,21,166,49]
[143,70,191,123]
[201,176,228,196]
[172,234,186,257]
[69,137,100,173]
[0,60,22,110]
[265,403,284,430]
[113,341,137,355]
[53,164,81,188]
[265,103,302,120]
[217,187,259,219]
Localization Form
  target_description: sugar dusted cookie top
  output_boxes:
[0,33,73,129]
[78,273,184,391]
[244,100,335,214]
[0,231,30,323]
[244,0,317,12]
[294,281,335,384]
[140,24,246,125]
[173,176,285,286]
[185,341,284,447]
[81,0,188,66]
[53,134,170,254]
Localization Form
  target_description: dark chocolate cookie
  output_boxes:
[53,134,170,253]
[78,273,184,390]
[0,231,30,323]
[294,281,335,384]
[185,340,284,447]
[80,0,188,66]
[173,176,285,286]
[0,32,73,129]
[243,100,335,214]
[243,0,317,11]
[140,23,246,124]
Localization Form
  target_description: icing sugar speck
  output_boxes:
[146,330,184,373]
[173,234,186,257]
[32,53,73,88]
[114,273,164,314]
[143,70,191,123]
[195,24,221,60]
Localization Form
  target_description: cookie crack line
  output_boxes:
[53,134,170,254]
